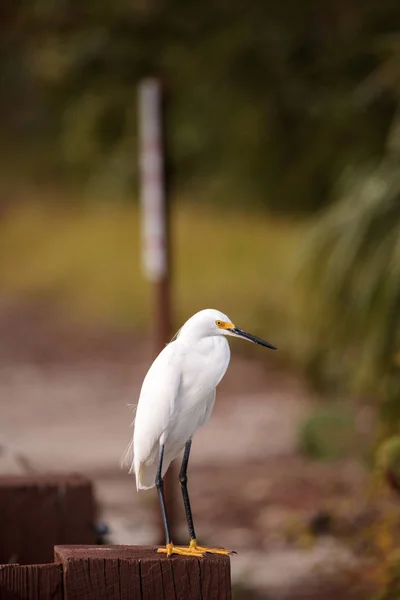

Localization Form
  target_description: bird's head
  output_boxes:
[178,309,277,350]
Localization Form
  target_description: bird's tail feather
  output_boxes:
[121,438,135,474]
[135,454,173,490]
[120,403,138,474]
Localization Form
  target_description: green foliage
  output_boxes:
[1,1,400,211]
[305,166,400,369]
[292,16,400,410]
[298,406,356,460]
[299,109,400,426]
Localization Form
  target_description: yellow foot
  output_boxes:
[189,538,234,556]
[157,542,204,557]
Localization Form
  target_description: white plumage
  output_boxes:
[129,309,231,489]
[124,308,276,557]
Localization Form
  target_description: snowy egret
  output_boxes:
[125,308,277,557]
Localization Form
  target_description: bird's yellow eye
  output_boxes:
[216,320,222,327]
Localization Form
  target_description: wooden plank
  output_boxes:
[55,545,232,600]
[0,475,96,565]
[199,554,232,600]
[58,477,97,545]
[55,546,142,600]
[0,563,62,600]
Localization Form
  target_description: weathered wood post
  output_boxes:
[55,545,232,600]
[0,475,96,565]
[0,564,63,599]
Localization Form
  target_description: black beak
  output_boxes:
[229,327,277,350]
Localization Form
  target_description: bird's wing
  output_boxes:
[132,343,183,469]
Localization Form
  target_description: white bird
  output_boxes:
[125,308,277,557]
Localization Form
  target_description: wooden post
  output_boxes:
[0,475,97,565]
[0,564,62,599]
[55,545,232,600]
[138,77,176,544]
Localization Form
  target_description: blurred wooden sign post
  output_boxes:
[138,77,176,544]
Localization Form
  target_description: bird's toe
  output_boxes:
[157,543,204,557]
[195,546,233,555]
[189,539,235,555]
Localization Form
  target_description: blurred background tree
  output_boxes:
[1,0,399,211]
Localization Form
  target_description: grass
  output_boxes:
[0,198,306,344]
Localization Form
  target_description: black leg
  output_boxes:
[156,444,171,545]
[179,439,196,541]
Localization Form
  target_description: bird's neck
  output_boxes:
[178,332,228,355]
